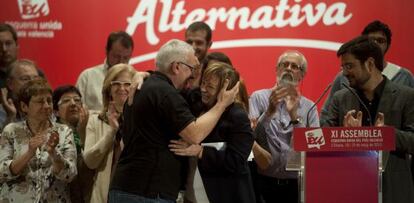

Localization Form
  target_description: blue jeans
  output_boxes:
[108,190,174,203]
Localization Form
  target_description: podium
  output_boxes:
[288,127,395,203]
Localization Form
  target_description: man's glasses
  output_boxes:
[111,81,132,88]
[177,61,197,72]
[58,96,82,106]
[17,75,40,82]
[278,61,302,72]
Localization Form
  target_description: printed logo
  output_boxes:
[305,128,325,149]
[17,0,50,19]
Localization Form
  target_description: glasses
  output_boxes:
[31,98,53,106]
[278,61,302,72]
[16,75,40,82]
[111,81,132,88]
[177,61,197,72]
[58,96,82,106]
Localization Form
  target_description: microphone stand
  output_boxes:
[306,83,333,127]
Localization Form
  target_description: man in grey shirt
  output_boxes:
[250,50,319,203]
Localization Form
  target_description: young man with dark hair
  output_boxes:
[76,31,134,111]
[185,21,213,88]
[322,20,414,115]
[321,35,414,203]
[0,23,19,88]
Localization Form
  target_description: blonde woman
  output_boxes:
[83,64,136,203]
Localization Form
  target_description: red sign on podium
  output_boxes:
[293,126,395,152]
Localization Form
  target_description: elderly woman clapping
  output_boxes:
[0,79,77,202]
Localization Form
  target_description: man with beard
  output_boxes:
[76,31,133,111]
[249,50,320,203]
[322,20,413,117]
[321,36,414,203]
[185,21,213,88]
[109,39,239,203]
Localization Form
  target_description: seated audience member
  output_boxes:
[0,59,40,129]
[249,50,320,203]
[170,62,255,203]
[53,85,92,202]
[0,79,77,202]
[83,64,136,203]
[320,36,414,203]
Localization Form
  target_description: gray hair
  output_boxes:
[155,39,195,73]
[277,50,308,76]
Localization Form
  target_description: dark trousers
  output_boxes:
[257,174,298,203]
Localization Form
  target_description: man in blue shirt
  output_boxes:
[250,50,320,203]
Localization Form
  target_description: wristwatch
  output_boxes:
[289,118,301,126]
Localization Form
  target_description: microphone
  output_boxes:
[341,83,373,126]
[306,83,333,127]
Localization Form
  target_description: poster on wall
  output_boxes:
[1,0,413,105]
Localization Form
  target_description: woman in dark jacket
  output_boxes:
[170,62,255,203]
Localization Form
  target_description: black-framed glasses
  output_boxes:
[177,61,196,72]
[278,61,302,72]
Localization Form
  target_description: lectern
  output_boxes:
[288,127,395,203]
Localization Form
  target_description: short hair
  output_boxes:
[52,85,81,111]
[186,21,212,43]
[203,62,248,111]
[105,31,134,53]
[277,50,308,76]
[155,39,194,73]
[100,63,136,116]
[18,78,52,105]
[337,35,384,71]
[361,20,392,50]
[7,59,37,78]
[0,23,18,44]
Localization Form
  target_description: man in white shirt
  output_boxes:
[76,31,133,111]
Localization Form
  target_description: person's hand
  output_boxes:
[284,86,300,120]
[28,133,46,155]
[216,80,240,108]
[266,85,290,117]
[46,131,59,154]
[375,112,385,127]
[169,140,203,157]
[343,110,362,127]
[77,104,89,132]
[107,101,120,130]
[128,71,150,105]
[1,88,17,120]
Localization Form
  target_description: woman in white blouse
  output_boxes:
[0,79,77,202]
[83,64,136,203]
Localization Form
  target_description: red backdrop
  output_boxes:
[1,0,413,108]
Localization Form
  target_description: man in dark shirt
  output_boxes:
[320,36,414,203]
[109,39,239,203]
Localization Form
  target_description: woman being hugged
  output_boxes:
[83,63,136,203]
[170,62,255,203]
[0,79,77,202]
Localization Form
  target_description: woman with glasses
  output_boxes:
[83,63,136,203]
[53,85,93,203]
[0,79,77,202]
